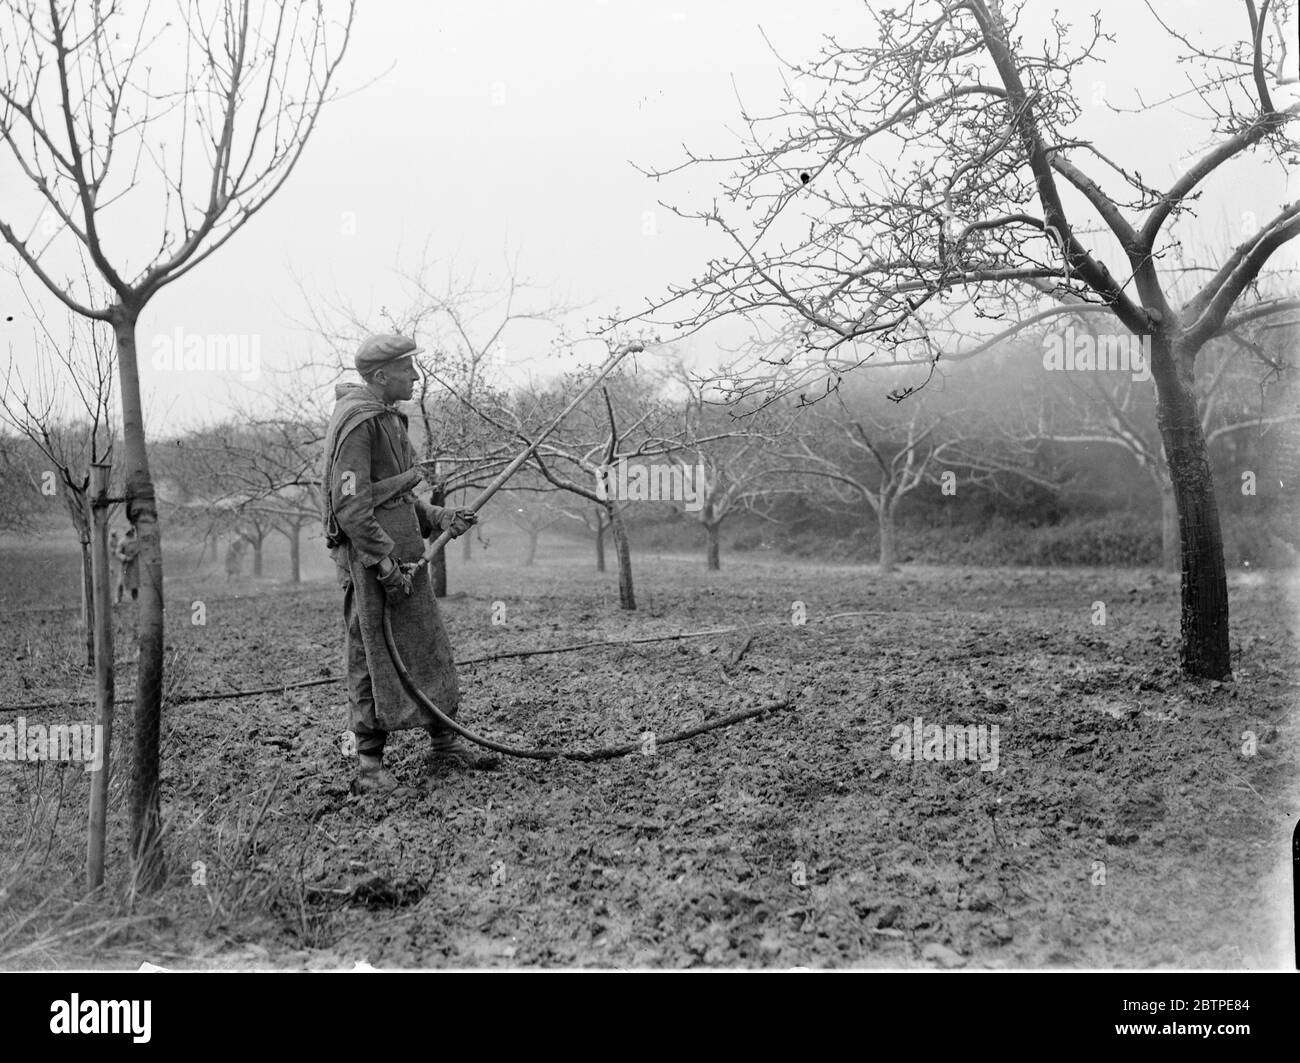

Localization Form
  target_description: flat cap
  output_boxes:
[355,333,423,374]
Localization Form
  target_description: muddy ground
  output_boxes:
[1,531,1296,969]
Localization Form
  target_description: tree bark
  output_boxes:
[1160,478,1179,573]
[704,520,721,570]
[878,502,897,575]
[524,527,539,567]
[64,486,95,665]
[87,463,115,891]
[112,305,165,891]
[1151,335,1231,678]
[594,511,606,572]
[79,534,94,667]
[606,501,635,610]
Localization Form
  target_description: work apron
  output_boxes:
[348,498,460,733]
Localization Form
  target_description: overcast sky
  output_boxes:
[1,0,1295,431]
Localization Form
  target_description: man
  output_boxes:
[115,525,140,603]
[322,333,499,794]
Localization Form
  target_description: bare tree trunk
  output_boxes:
[79,534,94,667]
[288,523,301,583]
[878,502,897,575]
[430,483,447,597]
[594,511,606,573]
[606,501,635,610]
[193,530,210,569]
[704,521,721,571]
[1160,479,1179,573]
[248,535,264,577]
[112,306,165,891]
[1152,336,1231,679]
[524,527,539,567]
[87,463,115,891]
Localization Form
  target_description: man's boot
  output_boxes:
[354,752,401,794]
[426,729,501,772]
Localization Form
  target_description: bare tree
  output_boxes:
[499,490,567,567]
[633,0,1300,678]
[160,403,327,583]
[774,364,1062,573]
[0,431,45,533]
[0,0,356,887]
[558,503,612,572]
[1023,312,1299,570]
[668,370,789,570]
[510,378,653,609]
[447,361,696,610]
[0,313,117,664]
[235,510,274,578]
[226,411,325,584]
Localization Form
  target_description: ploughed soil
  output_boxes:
[1,530,1296,969]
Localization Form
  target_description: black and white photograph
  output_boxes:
[0,0,1297,1006]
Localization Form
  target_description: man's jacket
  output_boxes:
[321,383,447,566]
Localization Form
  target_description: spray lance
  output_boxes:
[380,340,794,761]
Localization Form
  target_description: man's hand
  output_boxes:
[439,508,478,539]
[377,556,413,602]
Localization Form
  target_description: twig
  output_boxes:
[724,633,757,673]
